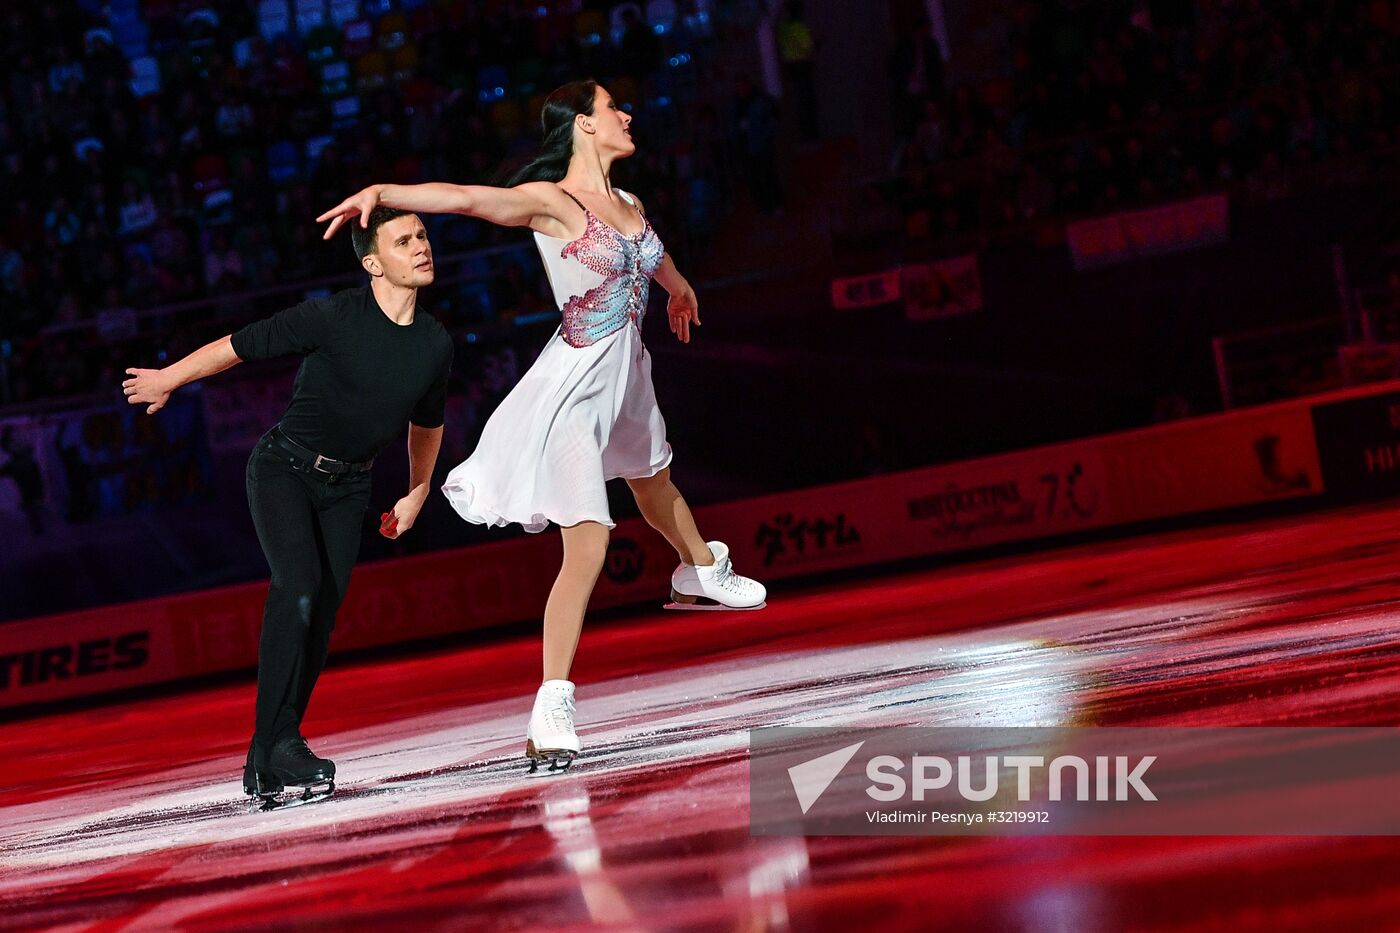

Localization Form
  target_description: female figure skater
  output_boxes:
[317,80,766,771]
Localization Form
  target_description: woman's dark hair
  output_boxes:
[500,79,598,187]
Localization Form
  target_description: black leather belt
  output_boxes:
[267,427,374,476]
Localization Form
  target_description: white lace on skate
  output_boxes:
[528,682,580,756]
[541,693,576,737]
[708,553,761,598]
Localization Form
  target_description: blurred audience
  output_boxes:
[0,0,738,405]
[886,0,1399,242]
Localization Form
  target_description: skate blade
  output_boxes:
[250,780,335,812]
[525,739,578,775]
[664,591,767,611]
[245,763,334,794]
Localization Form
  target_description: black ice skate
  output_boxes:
[246,735,336,810]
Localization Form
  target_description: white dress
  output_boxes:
[441,188,673,532]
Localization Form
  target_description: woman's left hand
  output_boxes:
[667,285,701,344]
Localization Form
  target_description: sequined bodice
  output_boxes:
[533,190,665,348]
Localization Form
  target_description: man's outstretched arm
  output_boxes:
[123,335,242,415]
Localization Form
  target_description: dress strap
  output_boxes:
[559,188,588,218]
[614,188,645,218]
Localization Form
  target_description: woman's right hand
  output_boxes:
[316,185,382,239]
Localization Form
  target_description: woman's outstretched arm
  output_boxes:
[317,182,568,238]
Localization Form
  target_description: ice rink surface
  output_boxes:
[7,503,1400,931]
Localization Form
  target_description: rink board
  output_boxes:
[10,377,1400,710]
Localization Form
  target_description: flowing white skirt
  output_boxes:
[441,323,673,532]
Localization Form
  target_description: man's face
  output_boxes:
[366,214,433,287]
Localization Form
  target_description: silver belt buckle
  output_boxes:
[312,454,332,473]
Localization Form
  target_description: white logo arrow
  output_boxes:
[787,741,865,814]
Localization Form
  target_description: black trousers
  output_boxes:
[245,432,370,748]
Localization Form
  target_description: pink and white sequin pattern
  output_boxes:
[555,205,665,348]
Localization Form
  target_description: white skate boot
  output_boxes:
[526,679,580,773]
[666,540,768,610]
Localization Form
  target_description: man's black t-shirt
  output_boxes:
[231,286,453,463]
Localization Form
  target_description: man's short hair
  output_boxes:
[352,206,415,261]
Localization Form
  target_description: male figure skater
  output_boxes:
[123,208,453,802]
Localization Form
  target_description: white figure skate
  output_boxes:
[526,679,580,773]
[666,540,767,610]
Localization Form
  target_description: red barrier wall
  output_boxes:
[2,381,1358,710]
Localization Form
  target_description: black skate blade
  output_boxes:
[526,755,576,776]
[250,780,335,812]
[525,739,577,775]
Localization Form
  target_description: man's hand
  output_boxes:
[317,185,383,240]
[123,368,174,415]
[667,284,701,344]
[379,493,425,539]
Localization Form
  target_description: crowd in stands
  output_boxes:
[14,0,1399,412]
[0,0,747,405]
[886,0,1400,243]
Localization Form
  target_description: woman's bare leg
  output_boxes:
[626,467,713,565]
[542,521,610,681]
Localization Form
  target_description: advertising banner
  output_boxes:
[1067,195,1228,270]
[831,257,982,320]
[0,536,566,708]
[830,268,902,310]
[0,381,1371,711]
[1311,387,1400,501]
[901,255,983,321]
[1101,404,1322,523]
